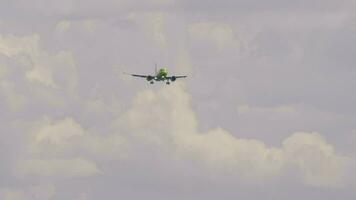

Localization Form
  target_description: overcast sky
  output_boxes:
[0,0,356,199]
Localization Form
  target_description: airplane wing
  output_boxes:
[174,76,187,78]
[131,74,149,78]
[124,72,149,78]
[167,75,187,81]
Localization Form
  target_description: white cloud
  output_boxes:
[55,20,72,33]
[0,34,40,57]
[0,188,25,200]
[73,193,90,200]
[16,116,128,178]
[31,117,85,153]
[117,84,352,186]
[174,49,193,75]
[17,0,74,16]
[0,80,27,110]
[146,12,167,47]
[283,132,350,187]
[0,65,8,78]
[188,22,240,51]
[25,67,57,88]
[18,158,100,177]
[0,184,55,200]
[237,104,297,114]
[83,19,99,32]
[55,19,99,34]
[29,117,128,159]
[0,34,77,89]
[28,184,56,200]
[178,127,285,180]
[131,12,168,47]
[149,0,173,4]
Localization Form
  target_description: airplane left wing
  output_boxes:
[167,75,187,81]
[174,76,187,78]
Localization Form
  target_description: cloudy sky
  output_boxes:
[1,0,356,199]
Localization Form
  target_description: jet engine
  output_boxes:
[171,76,176,81]
[146,76,154,81]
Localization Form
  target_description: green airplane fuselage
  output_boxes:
[156,68,168,79]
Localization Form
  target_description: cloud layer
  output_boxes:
[116,84,351,187]
[1,0,356,199]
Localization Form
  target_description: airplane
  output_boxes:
[125,65,187,84]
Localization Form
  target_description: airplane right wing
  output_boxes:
[123,72,149,78]
[131,74,149,78]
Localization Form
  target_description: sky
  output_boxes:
[0,0,356,199]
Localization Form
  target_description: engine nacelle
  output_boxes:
[171,76,176,82]
[146,76,154,81]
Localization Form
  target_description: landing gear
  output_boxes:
[166,81,170,85]
[150,81,154,84]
